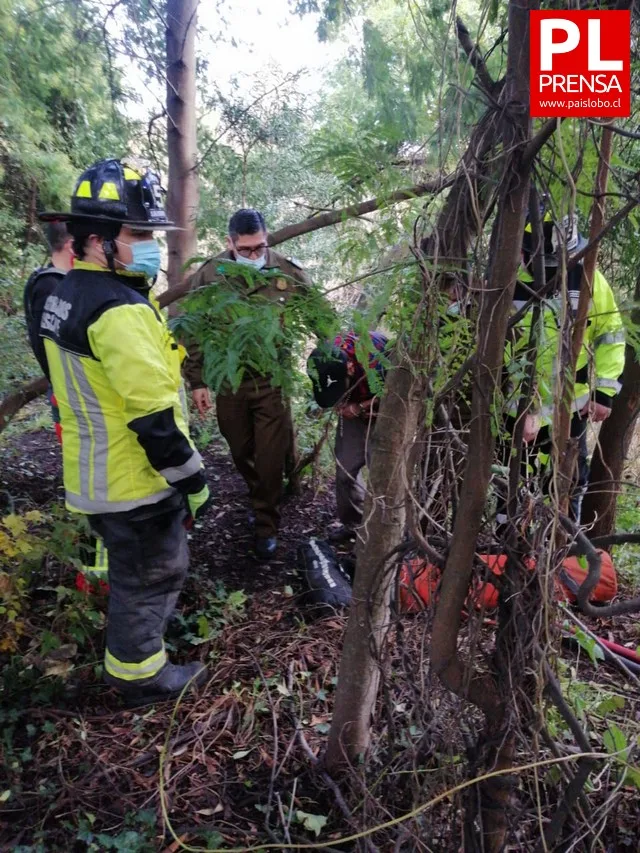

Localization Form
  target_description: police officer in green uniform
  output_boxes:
[38,158,211,704]
[184,209,329,561]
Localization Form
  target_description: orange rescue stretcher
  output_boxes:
[398,550,618,613]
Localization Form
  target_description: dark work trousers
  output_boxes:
[497,413,589,533]
[535,413,589,521]
[216,377,288,538]
[89,493,188,682]
[334,414,375,527]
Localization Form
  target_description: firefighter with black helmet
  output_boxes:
[38,158,211,704]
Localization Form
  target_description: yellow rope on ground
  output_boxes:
[158,705,612,853]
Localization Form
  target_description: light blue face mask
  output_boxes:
[118,239,162,279]
[234,253,266,271]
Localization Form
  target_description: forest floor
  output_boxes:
[1,419,639,852]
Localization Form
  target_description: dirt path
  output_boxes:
[1,427,339,593]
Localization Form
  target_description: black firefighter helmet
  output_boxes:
[38,158,179,230]
[522,211,587,268]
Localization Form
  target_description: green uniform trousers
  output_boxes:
[216,377,288,537]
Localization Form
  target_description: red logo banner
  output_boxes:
[530,11,630,118]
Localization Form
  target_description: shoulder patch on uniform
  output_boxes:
[287,257,304,270]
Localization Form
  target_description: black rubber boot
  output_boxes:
[255,536,277,561]
[327,524,356,545]
[106,661,208,707]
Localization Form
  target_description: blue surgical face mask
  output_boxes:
[116,238,162,279]
[234,253,266,271]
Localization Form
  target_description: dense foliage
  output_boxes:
[0,0,133,392]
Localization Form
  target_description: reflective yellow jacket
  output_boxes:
[506,264,625,426]
[40,263,201,514]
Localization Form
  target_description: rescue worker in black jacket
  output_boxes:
[24,221,109,584]
[24,222,74,378]
[38,158,211,704]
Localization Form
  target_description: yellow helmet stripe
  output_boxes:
[76,180,92,198]
[98,182,120,200]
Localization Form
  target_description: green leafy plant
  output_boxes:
[66,809,158,852]
[0,510,45,653]
[171,262,336,396]
[167,583,247,649]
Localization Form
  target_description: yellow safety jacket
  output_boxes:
[40,262,201,514]
[506,264,625,425]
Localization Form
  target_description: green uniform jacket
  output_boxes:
[506,265,625,426]
[40,262,201,514]
[182,248,322,390]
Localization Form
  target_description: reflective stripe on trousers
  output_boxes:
[104,644,166,681]
[81,537,109,577]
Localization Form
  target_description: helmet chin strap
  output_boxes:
[102,239,117,273]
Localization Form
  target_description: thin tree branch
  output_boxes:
[0,376,49,432]
[589,120,640,141]
[540,660,596,852]
[157,176,453,307]
[192,73,303,173]
[268,176,454,245]
[589,532,640,548]
[456,16,496,96]
[522,118,562,167]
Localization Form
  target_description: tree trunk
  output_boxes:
[0,376,48,431]
[430,2,532,849]
[165,0,199,292]
[155,176,452,311]
[325,23,509,775]
[582,273,640,536]
[325,355,424,770]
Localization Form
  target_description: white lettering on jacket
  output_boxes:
[41,294,72,336]
[43,294,72,320]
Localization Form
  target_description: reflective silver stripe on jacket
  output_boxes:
[594,330,625,347]
[60,353,91,499]
[159,450,203,484]
[66,487,175,514]
[95,538,108,573]
[178,384,189,424]
[63,352,110,503]
[540,391,591,419]
[572,392,590,413]
[568,291,593,313]
[595,377,622,392]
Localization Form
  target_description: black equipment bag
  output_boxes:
[297,538,353,612]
